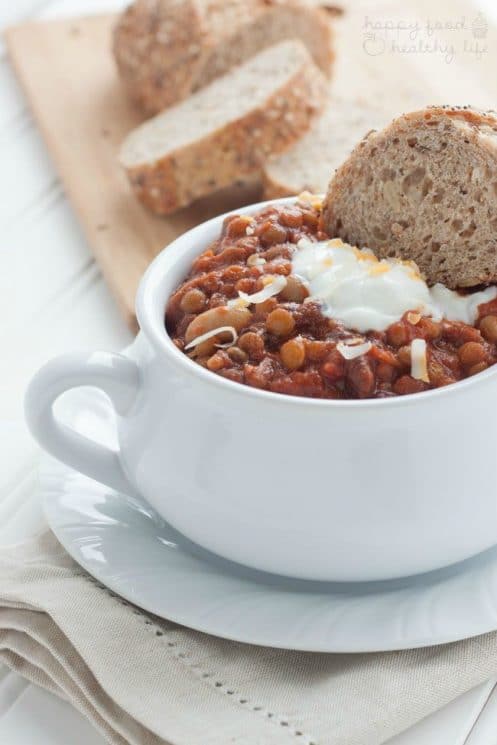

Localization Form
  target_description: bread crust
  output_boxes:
[121,52,328,214]
[322,106,497,288]
[113,0,334,115]
[113,0,205,115]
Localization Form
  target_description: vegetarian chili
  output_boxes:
[166,197,497,399]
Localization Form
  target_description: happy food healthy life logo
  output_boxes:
[362,13,488,63]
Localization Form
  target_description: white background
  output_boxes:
[1,0,497,742]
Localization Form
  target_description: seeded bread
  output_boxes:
[322,106,497,288]
[113,0,334,115]
[119,41,328,215]
[263,99,386,198]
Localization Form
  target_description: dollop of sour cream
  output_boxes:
[292,238,497,332]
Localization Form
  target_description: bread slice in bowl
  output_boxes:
[322,106,497,288]
[114,0,334,115]
[119,40,328,215]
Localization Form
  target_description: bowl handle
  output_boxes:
[24,351,140,495]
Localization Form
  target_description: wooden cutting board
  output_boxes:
[5,4,497,329]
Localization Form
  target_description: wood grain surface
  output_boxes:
[4,3,497,328]
[4,15,261,329]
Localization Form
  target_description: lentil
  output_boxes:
[458,341,487,367]
[387,322,409,347]
[225,215,254,238]
[280,275,308,302]
[180,288,206,314]
[207,351,230,371]
[227,346,248,364]
[468,361,488,376]
[480,315,497,343]
[238,332,265,361]
[397,345,412,367]
[279,208,304,228]
[256,221,287,246]
[280,337,306,370]
[266,308,295,336]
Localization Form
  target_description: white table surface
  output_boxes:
[2,0,497,743]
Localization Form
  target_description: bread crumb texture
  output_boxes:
[113,0,334,115]
[323,106,497,288]
[120,40,328,214]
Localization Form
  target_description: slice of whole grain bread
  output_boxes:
[119,40,328,215]
[322,106,497,288]
[114,0,334,116]
[263,98,386,198]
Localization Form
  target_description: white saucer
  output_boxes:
[41,385,497,652]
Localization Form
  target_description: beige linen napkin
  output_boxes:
[1,531,497,745]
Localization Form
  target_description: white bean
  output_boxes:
[185,306,252,345]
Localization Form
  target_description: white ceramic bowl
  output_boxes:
[25,198,497,581]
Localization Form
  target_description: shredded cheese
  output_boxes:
[368,263,390,277]
[184,326,237,351]
[297,191,323,210]
[410,338,429,382]
[227,297,249,309]
[247,254,266,267]
[341,337,366,346]
[337,341,372,360]
[353,246,377,263]
[234,275,287,306]
[407,312,421,325]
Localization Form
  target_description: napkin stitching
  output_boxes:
[83,573,318,745]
